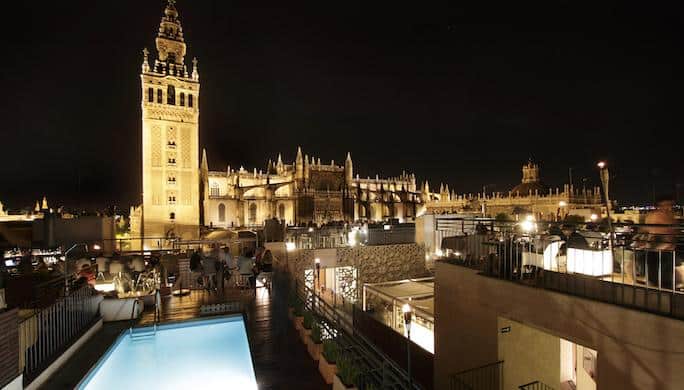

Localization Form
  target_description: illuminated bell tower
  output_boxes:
[140,0,200,241]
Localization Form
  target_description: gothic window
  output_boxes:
[168,175,176,184]
[218,203,226,222]
[168,157,176,165]
[180,92,185,106]
[249,203,257,224]
[147,88,154,102]
[168,195,176,204]
[167,85,176,105]
[278,203,285,221]
[188,94,194,108]
[210,182,220,197]
[169,212,176,220]
[157,89,162,103]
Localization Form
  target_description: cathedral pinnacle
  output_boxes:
[192,57,199,80]
[142,48,150,73]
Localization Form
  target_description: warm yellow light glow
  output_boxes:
[383,224,391,230]
[559,201,567,207]
[92,244,102,251]
[285,242,296,252]
[308,227,315,233]
[94,283,115,292]
[402,303,412,314]
[434,248,443,257]
[315,258,320,264]
[590,214,598,221]
[597,161,606,169]
[521,220,535,233]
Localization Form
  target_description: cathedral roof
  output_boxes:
[511,181,548,195]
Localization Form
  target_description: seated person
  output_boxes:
[260,249,273,273]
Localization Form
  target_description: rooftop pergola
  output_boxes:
[362,277,434,322]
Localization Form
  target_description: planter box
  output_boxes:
[333,374,358,390]
[308,341,322,361]
[318,354,337,384]
[300,327,312,343]
[294,316,303,331]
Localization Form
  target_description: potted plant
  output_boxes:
[308,322,323,361]
[334,355,359,390]
[293,300,304,331]
[318,339,338,384]
[287,291,298,320]
[301,310,313,343]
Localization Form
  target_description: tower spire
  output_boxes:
[155,0,186,66]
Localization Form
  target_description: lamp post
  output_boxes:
[402,303,413,389]
[597,161,617,281]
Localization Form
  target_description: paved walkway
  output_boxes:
[41,274,326,389]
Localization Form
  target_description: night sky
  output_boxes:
[1,1,682,211]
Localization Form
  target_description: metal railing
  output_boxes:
[436,219,684,320]
[19,286,100,384]
[449,361,503,390]
[519,380,555,390]
[291,278,420,389]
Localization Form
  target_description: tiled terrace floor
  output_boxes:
[42,274,327,389]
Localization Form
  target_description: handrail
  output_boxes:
[129,299,141,336]
[294,280,419,389]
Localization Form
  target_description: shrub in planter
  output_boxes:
[307,323,323,360]
[287,291,298,319]
[293,301,304,330]
[334,355,359,390]
[301,310,313,342]
[318,339,338,384]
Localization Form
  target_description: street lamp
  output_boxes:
[402,303,413,389]
[314,258,321,290]
[597,161,617,280]
[63,243,89,295]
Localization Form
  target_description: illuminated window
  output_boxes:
[218,203,226,222]
[180,92,185,106]
[210,183,220,197]
[157,89,162,103]
[147,88,154,102]
[167,85,175,105]
[188,94,194,108]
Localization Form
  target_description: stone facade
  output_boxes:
[202,148,425,228]
[426,161,605,221]
[132,1,201,242]
[285,243,428,299]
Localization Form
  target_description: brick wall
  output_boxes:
[0,309,19,387]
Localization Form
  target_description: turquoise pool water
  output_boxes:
[78,316,257,390]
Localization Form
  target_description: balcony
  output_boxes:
[435,219,684,321]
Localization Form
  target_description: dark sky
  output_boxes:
[1,1,683,211]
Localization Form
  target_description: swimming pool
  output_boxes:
[78,316,257,390]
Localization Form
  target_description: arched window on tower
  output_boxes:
[167,85,176,105]
[218,203,226,222]
[180,92,185,106]
[249,203,257,225]
[157,89,162,104]
[148,88,154,102]
[188,94,194,108]
[278,203,285,221]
